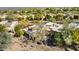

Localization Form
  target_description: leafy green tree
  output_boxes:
[44,14,54,22]
[53,32,62,46]
[6,15,14,22]
[0,32,11,51]
[62,19,73,45]
[19,19,28,28]
[14,25,24,37]
[0,24,7,32]
[34,13,43,20]
[71,29,79,45]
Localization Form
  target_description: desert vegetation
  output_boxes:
[0,7,79,51]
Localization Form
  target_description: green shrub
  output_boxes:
[62,18,73,45]
[6,15,14,22]
[34,13,43,20]
[27,15,33,20]
[14,25,21,32]
[0,24,7,32]
[53,32,62,46]
[71,29,79,44]
[43,14,55,22]
[64,33,73,45]
[19,19,28,28]
[0,32,11,50]
[15,30,24,37]
[14,25,24,37]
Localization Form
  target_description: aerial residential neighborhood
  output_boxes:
[0,7,79,51]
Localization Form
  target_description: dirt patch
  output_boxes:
[5,38,65,51]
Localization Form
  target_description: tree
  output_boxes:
[43,14,54,22]
[6,15,14,22]
[0,32,11,51]
[71,29,79,45]
[61,19,73,45]
[14,25,24,37]
[19,19,28,28]
[34,13,44,20]
[0,24,7,32]
[53,32,62,46]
